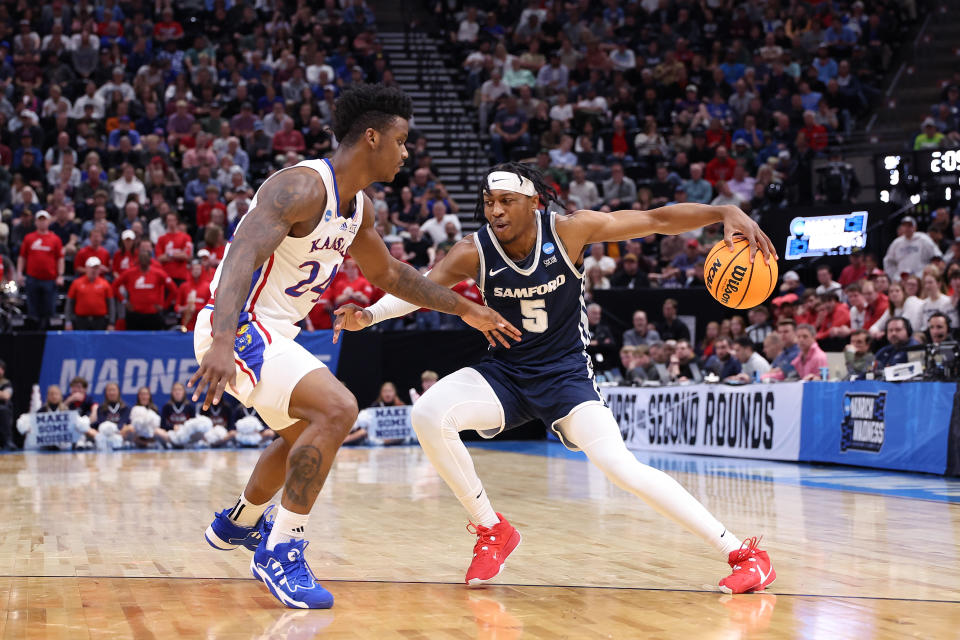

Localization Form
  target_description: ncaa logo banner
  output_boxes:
[601,382,804,461]
[38,331,342,406]
[841,391,886,453]
[800,381,953,474]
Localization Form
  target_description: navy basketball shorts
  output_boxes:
[470,355,606,433]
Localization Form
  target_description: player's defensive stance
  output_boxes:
[188,86,519,609]
[335,163,778,594]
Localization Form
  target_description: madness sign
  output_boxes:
[840,391,886,453]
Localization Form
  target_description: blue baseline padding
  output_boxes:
[799,380,954,475]
[554,381,956,475]
[38,330,341,407]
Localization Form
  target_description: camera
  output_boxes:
[924,341,960,381]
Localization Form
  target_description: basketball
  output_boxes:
[703,236,778,309]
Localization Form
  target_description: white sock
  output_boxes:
[560,404,743,560]
[266,506,310,550]
[460,487,500,528]
[718,528,743,556]
[228,493,268,527]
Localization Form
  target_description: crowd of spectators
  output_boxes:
[3,366,438,451]
[438,0,906,218]
[914,69,960,151]
[595,210,960,386]
[12,373,272,451]
[0,0,491,332]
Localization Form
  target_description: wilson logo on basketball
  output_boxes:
[719,265,748,304]
[705,258,722,288]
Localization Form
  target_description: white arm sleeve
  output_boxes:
[367,269,434,324]
[368,294,420,324]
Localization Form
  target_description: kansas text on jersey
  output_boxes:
[207,158,364,340]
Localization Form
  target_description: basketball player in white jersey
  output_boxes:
[335,163,779,594]
[189,85,520,609]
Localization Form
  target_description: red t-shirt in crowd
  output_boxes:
[154,20,183,40]
[113,250,161,277]
[802,125,829,152]
[112,249,137,276]
[156,231,193,281]
[838,263,866,287]
[75,245,110,273]
[610,131,629,156]
[453,280,483,305]
[307,286,337,330]
[19,231,63,280]
[863,293,890,330]
[68,276,113,317]
[177,276,211,330]
[815,303,851,340]
[208,243,226,263]
[705,129,732,150]
[196,201,226,229]
[113,266,177,314]
[272,129,305,152]
[705,156,737,185]
[331,272,375,307]
[794,309,816,326]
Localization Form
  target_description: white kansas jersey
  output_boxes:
[208,158,364,337]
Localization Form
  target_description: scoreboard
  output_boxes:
[875,149,960,204]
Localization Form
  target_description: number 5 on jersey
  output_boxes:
[520,299,548,333]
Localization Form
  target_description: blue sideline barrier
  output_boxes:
[595,381,958,475]
[37,330,341,406]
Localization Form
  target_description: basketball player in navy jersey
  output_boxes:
[335,163,779,594]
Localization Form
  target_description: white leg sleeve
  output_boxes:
[410,367,504,527]
[555,404,742,557]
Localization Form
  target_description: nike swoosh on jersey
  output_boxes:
[488,267,508,277]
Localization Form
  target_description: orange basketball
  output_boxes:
[703,236,778,309]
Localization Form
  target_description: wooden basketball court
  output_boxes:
[2,444,959,638]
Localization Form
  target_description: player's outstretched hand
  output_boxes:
[187,340,237,410]
[720,205,778,264]
[332,303,373,343]
[461,303,522,349]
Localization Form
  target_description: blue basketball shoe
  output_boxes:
[250,538,334,609]
[204,505,274,551]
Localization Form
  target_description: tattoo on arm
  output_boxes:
[211,168,323,340]
[382,260,469,315]
[285,444,323,508]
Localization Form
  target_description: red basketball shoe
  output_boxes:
[719,537,776,594]
[464,513,522,587]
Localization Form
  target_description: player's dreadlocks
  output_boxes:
[473,162,565,221]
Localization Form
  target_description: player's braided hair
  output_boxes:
[332,84,413,145]
[473,162,565,221]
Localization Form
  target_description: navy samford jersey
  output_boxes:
[474,210,589,366]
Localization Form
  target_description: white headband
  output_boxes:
[486,171,537,196]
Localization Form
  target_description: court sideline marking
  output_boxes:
[2,573,959,605]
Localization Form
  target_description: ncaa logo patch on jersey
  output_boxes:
[543,242,555,255]
[323,210,333,222]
